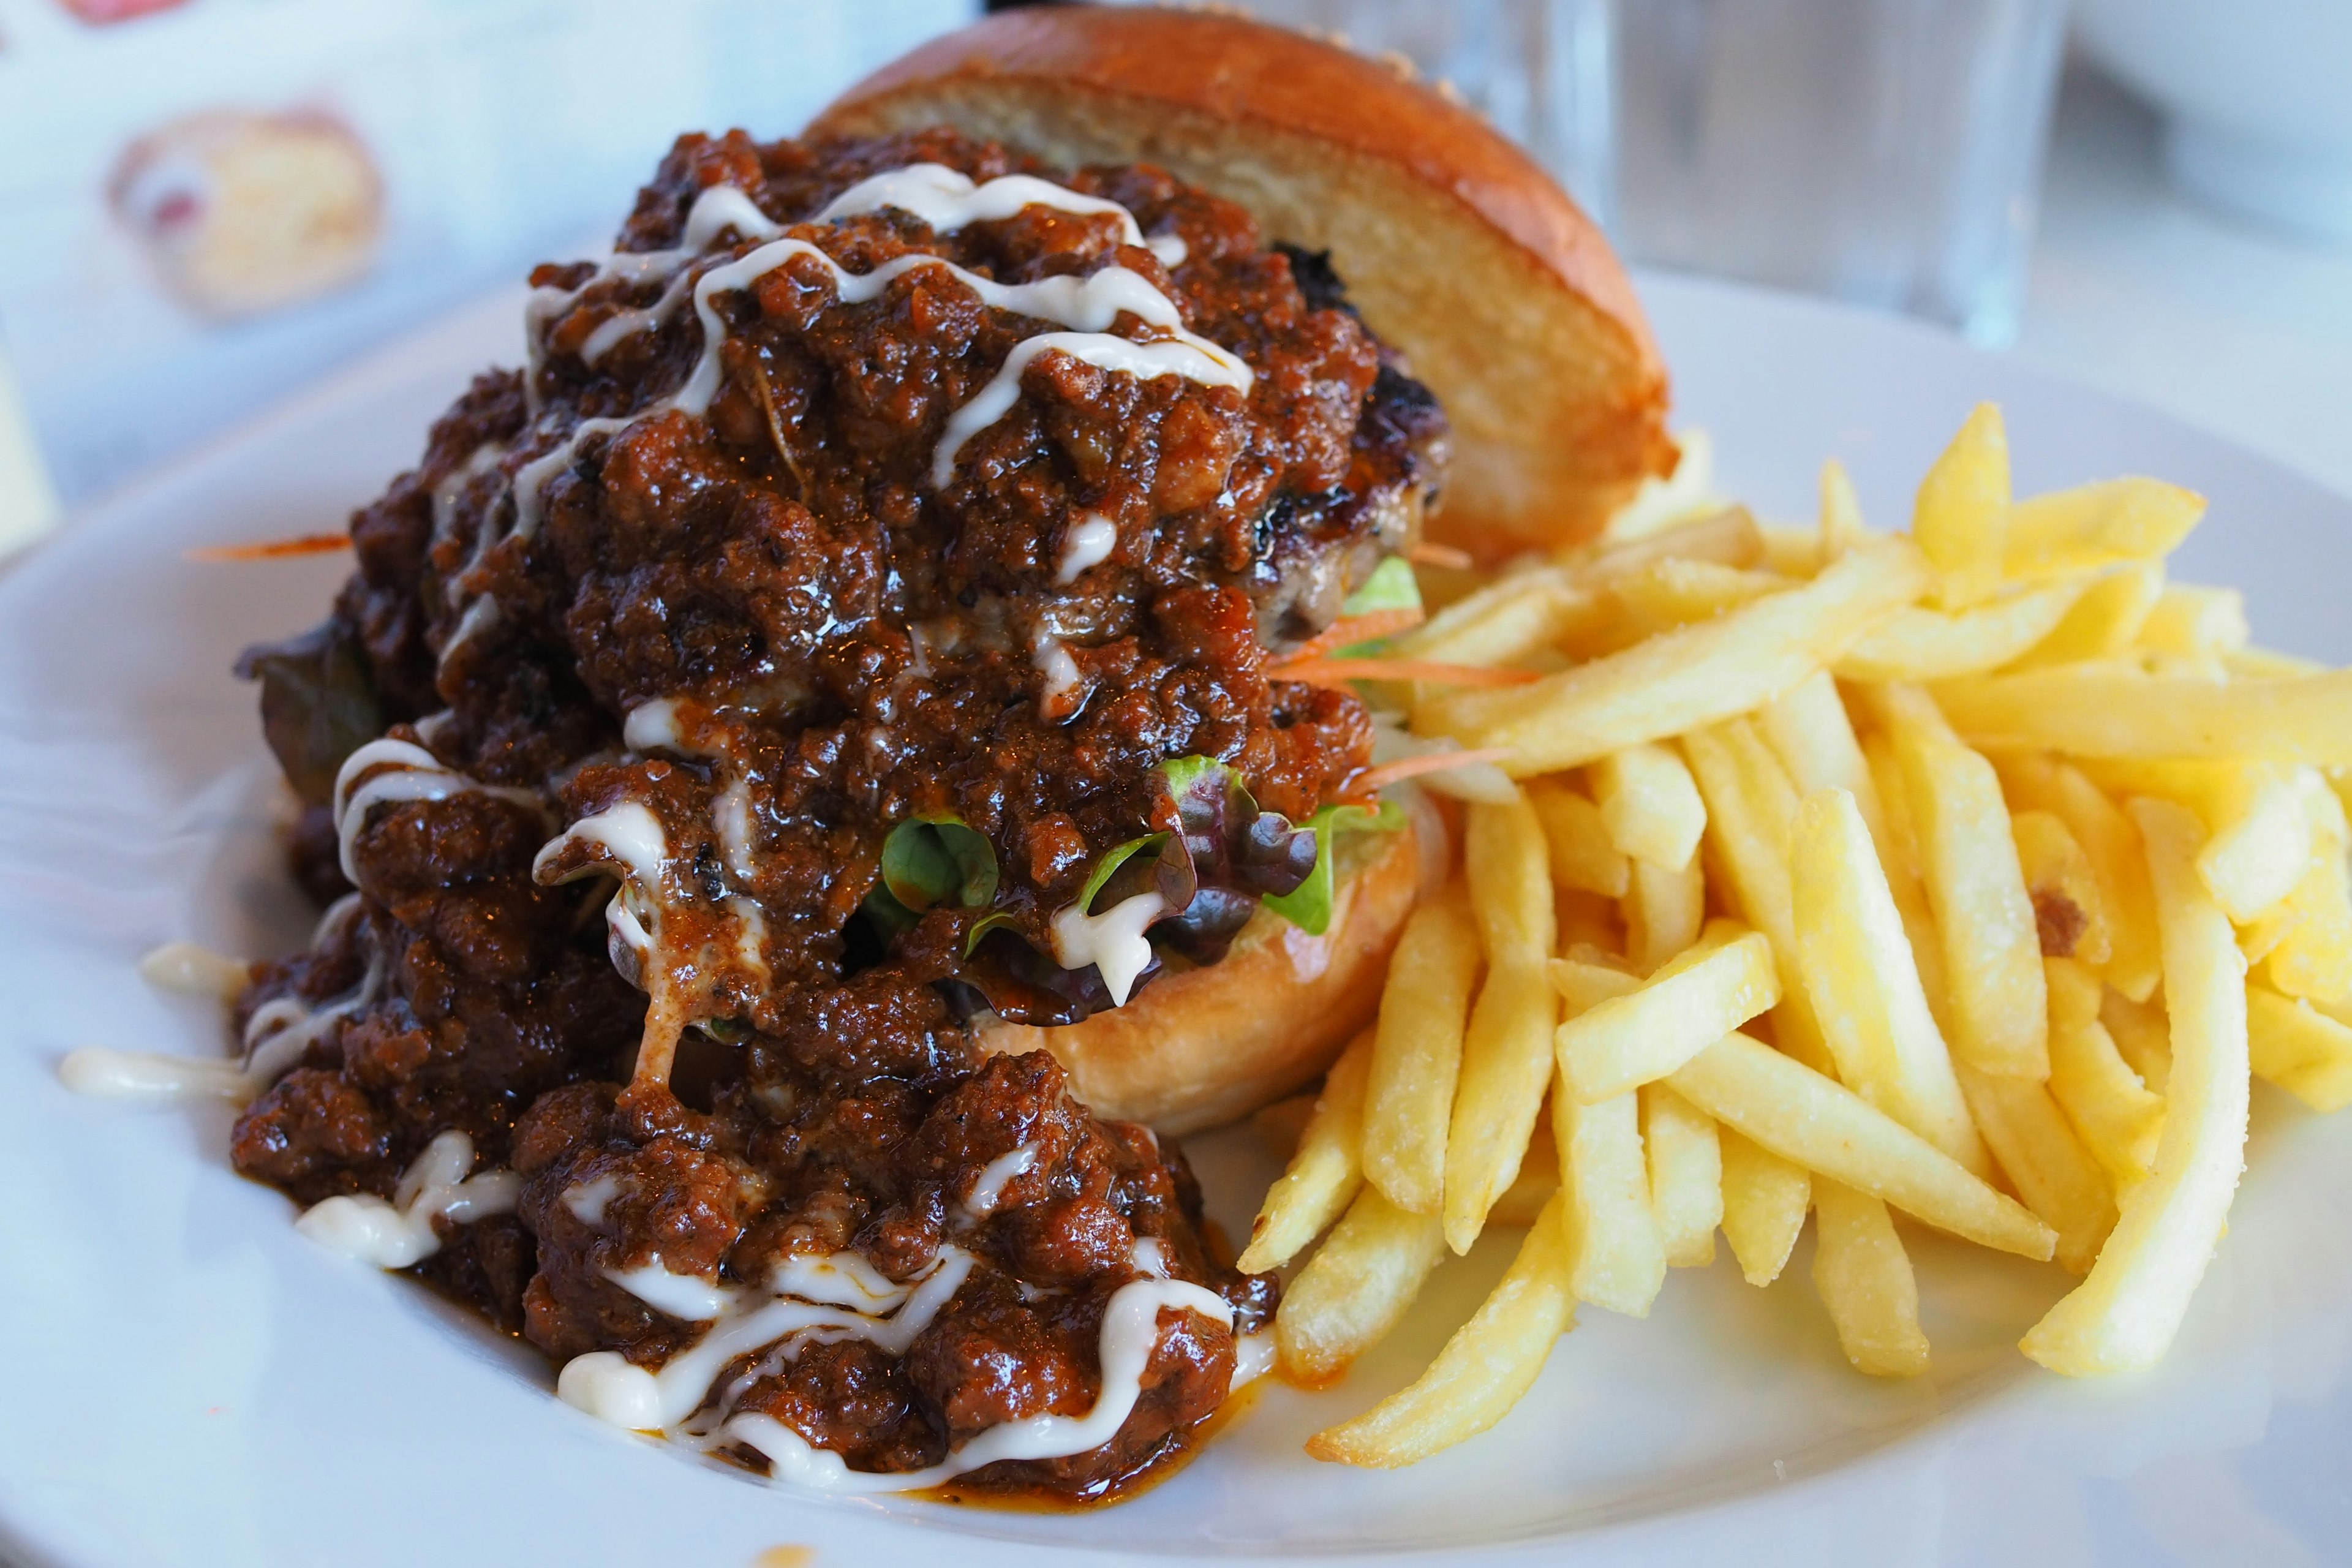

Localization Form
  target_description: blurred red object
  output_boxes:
[58,0,189,23]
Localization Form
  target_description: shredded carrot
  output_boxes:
[1349,747,1520,795]
[186,533,352,562]
[1285,606,1428,662]
[1268,657,1542,690]
[1407,541,1476,571]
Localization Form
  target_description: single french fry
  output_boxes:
[1891,691,2050,1077]
[2261,841,2352,1005]
[1998,754,2163,1002]
[1836,578,2095,682]
[2101,986,2173,1095]
[2247,983,2352,1114]
[2194,764,2322,924]
[1667,1032,2054,1259]
[1444,793,1559,1254]
[1610,560,1792,639]
[1588,742,1706,872]
[1585,492,1761,575]
[1237,1031,1374,1272]
[1489,1115,1560,1226]
[2138,584,2249,658]
[1306,1191,1575,1468]
[2004,477,2205,580]
[1757,523,1824,579]
[2012,809,2113,965]
[2022,798,2251,1375]
[1643,1083,1722,1267]
[1276,1188,1450,1387]
[1936,666,2352,766]
[2013,564,2166,668]
[1954,1061,2117,1275]
[1680,718,1833,1072]
[1415,538,1933,775]
[1550,929,1781,1102]
[1914,402,2010,611]
[1554,1067,1667,1315]
[2045,965,2165,1192]
[1792,786,1989,1174]
[1812,1178,1930,1376]
[1820,457,1867,559]
[1762,671,1888,844]
[1395,566,1596,671]
[1364,883,1481,1214]
[1720,1127,1810,1286]
[1623,855,1706,974]
[1527,780,1631,899]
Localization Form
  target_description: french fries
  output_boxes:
[1719,1128,1811,1286]
[1792,786,1987,1173]
[1913,402,2010,611]
[1642,1084,1722,1268]
[1549,929,1780,1102]
[1278,1189,1449,1387]
[2022,799,2250,1374]
[1588,741,1706,872]
[1306,1193,1575,1468]
[1416,538,1931,775]
[1889,688,2051,1079]
[1237,1030,1372,1272]
[1668,1033,2053,1259]
[1363,883,1481,1215]
[1256,401,2340,1469]
[1444,794,1559,1254]
[1812,1179,1930,1376]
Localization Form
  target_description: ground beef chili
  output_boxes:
[227,126,1446,1500]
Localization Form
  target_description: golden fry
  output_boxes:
[1551,929,1780,1103]
[1276,1188,1449,1387]
[1837,578,2093,682]
[2247,983,2352,1114]
[1642,1083,1722,1268]
[2138,584,2248,659]
[1812,1178,1929,1377]
[1955,1061,2117,1275]
[1444,793,1559,1254]
[1720,1127,1810,1286]
[1936,667,2352,766]
[1997,753,2163,1002]
[1238,1030,1373,1272]
[1554,1068,1666,1315]
[1913,401,2009,611]
[1306,1192,1575,1468]
[1623,855,1706,974]
[2004,477,2204,580]
[1588,741,1706,872]
[1416,538,1932,775]
[1527,779,1630,898]
[1363,883,1480,1214]
[2022,799,2250,1375]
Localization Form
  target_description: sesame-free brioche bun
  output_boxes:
[813,4,1675,563]
[978,819,1423,1136]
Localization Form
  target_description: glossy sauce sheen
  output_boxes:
[218,127,1448,1498]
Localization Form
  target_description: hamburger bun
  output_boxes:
[815,4,1676,563]
[978,816,1427,1136]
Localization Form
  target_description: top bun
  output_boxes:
[814,4,1676,562]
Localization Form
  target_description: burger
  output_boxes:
[217,6,1668,1503]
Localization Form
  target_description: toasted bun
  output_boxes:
[814,5,1676,562]
[977,820,1423,1135]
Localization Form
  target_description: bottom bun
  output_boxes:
[978,821,1425,1134]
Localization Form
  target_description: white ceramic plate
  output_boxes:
[4,274,2350,1568]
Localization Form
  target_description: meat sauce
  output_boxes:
[222,126,1447,1499]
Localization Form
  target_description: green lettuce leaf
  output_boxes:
[1259,796,1406,936]
[880,814,1000,912]
[1340,555,1423,617]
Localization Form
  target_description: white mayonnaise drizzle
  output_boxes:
[534,801,669,891]
[622,696,693,755]
[137,941,249,1001]
[609,1259,732,1322]
[1050,889,1165,1008]
[62,906,384,1106]
[565,1172,625,1226]
[296,1130,520,1269]
[559,1245,980,1431]
[932,331,1251,489]
[1231,1332,1276,1393]
[333,738,546,883]
[961,1144,1039,1220]
[1032,630,1087,720]
[718,1271,1234,1494]
[815,162,1188,268]
[715,776,758,881]
[1055,512,1119,584]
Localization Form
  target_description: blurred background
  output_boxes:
[1,0,2346,554]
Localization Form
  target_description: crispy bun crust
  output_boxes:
[977,821,1423,1135]
[813,5,1676,562]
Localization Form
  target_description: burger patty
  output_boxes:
[228,124,1447,1499]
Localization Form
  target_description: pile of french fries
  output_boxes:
[1238,406,2352,1468]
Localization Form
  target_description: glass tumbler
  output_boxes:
[1097,0,2069,346]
